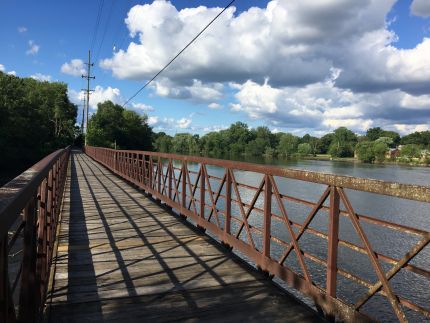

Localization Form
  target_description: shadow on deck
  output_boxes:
[45,151,322,322]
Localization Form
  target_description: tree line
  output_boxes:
[87,102,429,164]
[0,71,77,178]
[154,122,430,163]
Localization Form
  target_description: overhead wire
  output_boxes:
[90,0,105,56]
[112,0,134,52]
[94,0,116,63]
[122,0,236,107]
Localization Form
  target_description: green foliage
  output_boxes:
[366,127,384,141]
[356,142,376,163]
[328,127,357,157]
[373,141,388,162]
[297,143,312,156]
[170,133,200,155]
[86,101,153,150]
[0,71,77,171]
[401,131,430,148]
[153,132,172,153]
[318,133,334,154]
[400,144,421,159]
[277,133,299,157]
[264,146,275,158]
[366,128,400,147]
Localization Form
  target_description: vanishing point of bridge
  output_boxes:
[1,147,429,322]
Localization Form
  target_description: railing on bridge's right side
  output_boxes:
[85,146,430,323]
[0,147,70,322]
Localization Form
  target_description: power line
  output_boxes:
[90,0,105,55]
[94,0,116,63]
[122,0,236,107]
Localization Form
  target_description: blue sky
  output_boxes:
[1,0,430,136]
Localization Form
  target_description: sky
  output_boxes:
[1,0,430,137]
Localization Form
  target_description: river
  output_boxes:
[180,157,429,322]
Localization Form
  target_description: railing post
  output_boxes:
[150,158,154,191]
[46,168,54,271]
[327,186,340,304]
[181,162,187,213]
[263,175,272,258]
[225,169,231,235]
[36,178,48,304]
[18,197,38,322]
[114,150,117,172]
[0,235,15,322]
[143,155,147,187]
[200,165,206,224]
[158,157,161,193]
[168,160,172,200]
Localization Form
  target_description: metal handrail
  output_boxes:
[0,147,70,322]
[85,146,430,322]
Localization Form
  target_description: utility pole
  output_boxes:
[80,93,86,132]
[82,49,95,146]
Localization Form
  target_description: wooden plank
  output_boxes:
[45,151,322,322]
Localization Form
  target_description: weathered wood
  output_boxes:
[46,151,322,322]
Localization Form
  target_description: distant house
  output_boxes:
[385,148,400,159]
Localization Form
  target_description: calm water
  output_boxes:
[176,157,430,322]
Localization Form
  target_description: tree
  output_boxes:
[373,141,388,162]
[0,72,77,171]
[154,132,172,153]
[277,133,299,157]
[356,142,375,163]
[297,143,312,156]
[86,101,153,150]
[329,127,357,157]
[381,130,400,146]
[318,133,334,154]
[401,131,430,148]
[400,144,421,159]
[366,127,383,141]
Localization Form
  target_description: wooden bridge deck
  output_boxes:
[45,151,322,322]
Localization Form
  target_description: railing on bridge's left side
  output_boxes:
[0,147,70,322]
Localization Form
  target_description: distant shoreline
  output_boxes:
[303,154,430,167]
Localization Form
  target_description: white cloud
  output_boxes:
[7,71,17,76]
[100,0,430,94]
[26,40,40,55]
[61,59,86,77]
[232,77,430,134]
[30,73,51,82]
[411,0,430,17]
[394,124,430,135]
[148,115,193,131]
[0,64,4,72]
[93,0,430,132]
[151,78,223,103]
[177,117,192,128]
[89,86,122,109]
[203,125,227,132]
[18,26,27,33]
[208,103,222,109]
[131,102,154,112]
[68,85,122,109]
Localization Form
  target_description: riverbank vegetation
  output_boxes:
[0,71,77,183]
[154,122,430,165]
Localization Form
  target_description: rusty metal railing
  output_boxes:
[85,146,430,322]
[0,147,70,322]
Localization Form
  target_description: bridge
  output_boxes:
[1,147,429,322]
